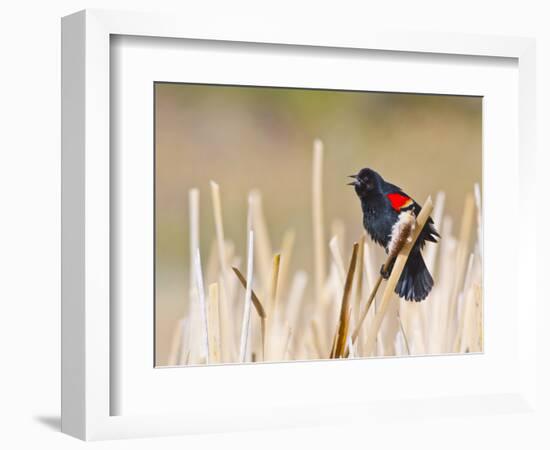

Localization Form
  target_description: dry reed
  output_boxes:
[167,139,482,366]
[333,243,359,358]
[239,231,255,362]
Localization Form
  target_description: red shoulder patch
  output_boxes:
[387,193,413,211]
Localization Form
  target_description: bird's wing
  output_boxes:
[386,191,415,212]
[386,191,439,244]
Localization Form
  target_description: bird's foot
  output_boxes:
[380,264,391,279]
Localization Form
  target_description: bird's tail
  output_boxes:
[395,251,433,301]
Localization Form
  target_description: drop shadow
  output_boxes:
[34,415,61,431]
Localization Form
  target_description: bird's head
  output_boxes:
[348,168,382,197]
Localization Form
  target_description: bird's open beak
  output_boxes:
[347,174,358,186]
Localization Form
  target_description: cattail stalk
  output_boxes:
[286,270,308,331]
[210,181,232,360]
[189,189,200,295]
[194,248,209,363]
[232,266,267,361]
[269,254,281,314]
[354,235,365,325]
[445,193,475,350]
[334,243,359,358]
[363,197,434,356]
[277,229,296,299]
[348,212,416,353]
[207,283,221,363]
[239,231,255,362]
[397,312,411,355]
[249,190,273,290]
[312,139,326,301]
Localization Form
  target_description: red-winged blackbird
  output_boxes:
[349,168,439,301]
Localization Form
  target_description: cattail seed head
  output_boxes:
[387,211,416,260]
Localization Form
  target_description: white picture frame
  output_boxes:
[61,9,537,441]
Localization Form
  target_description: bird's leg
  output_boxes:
[380,257,395,279]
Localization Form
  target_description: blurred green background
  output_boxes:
[155,83,481,365]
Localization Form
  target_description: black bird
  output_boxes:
[349,168,439,301]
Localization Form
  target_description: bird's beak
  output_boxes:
[347,174,358,186]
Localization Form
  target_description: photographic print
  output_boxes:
[155,83,482,366]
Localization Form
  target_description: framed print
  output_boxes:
[61,9,537,440]
[153,83,482,368]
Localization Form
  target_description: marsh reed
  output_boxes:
[167,140,483,366]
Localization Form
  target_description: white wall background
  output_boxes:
[0,1,547,448]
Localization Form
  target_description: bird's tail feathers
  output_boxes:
[395,251,433,302]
